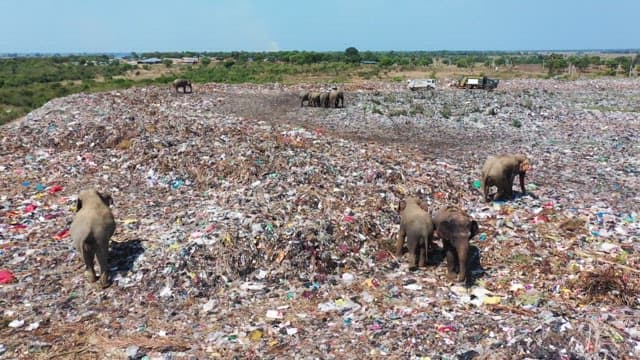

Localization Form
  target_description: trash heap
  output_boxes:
[1,79,639,359]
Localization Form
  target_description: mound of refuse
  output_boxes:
[1,80,639,358]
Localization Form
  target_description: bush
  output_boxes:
[441,105,452,119]
[389,108,408,117]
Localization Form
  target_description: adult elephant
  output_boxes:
[173,78,192,93]
[329,90,344,108]
[319,92,330,108]
[300,91,311,107]
[309,92,321,107]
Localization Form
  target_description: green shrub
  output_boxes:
[441,105,452,118]
[389,108,408,117]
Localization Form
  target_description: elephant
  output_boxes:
[481,154,530,202]
[395,197,434,269]
[329,90,345,108]
[432,206,479,283]
[70,189,116,288]
[309,92,322,107]
[319,92,330,108]
[300,91,311,107]
[173,78,192,93]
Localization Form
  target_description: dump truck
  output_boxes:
[407,78,437,91]
[455,76,499,90]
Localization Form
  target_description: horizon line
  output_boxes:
[1,48,640,56]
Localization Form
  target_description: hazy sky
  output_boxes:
[1,0,637,53]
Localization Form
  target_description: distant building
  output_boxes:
[361,60,378,65]
[137,57,163,64]
[180,57,199,64]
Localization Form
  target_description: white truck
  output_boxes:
[407,78,437,91]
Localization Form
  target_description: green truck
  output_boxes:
[455,76,499,90]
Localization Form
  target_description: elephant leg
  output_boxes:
[456,241,469,283]
[496,179,510,200]
[418,239,427,268]
[519,173,527,194]
[503,178,514,200]
[408,240,418,269]
[395,225,405,257]
[95,242,110,288]
[445,245,458,280]
[82,243,97,283]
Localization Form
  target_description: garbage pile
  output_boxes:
[1,79,639,359]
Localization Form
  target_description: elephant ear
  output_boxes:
[397,200,407,213]
[436,219,455,239]
[417,200,429,213]
[97,192,114,207]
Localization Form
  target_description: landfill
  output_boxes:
[1,78,639,359]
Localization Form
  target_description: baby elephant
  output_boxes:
[70,189,115,288]
[173,78,192,93]
[481,154,530,202]
[432,206,478,283]
[395,197,434,269]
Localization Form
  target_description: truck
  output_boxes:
[407,78,437,91]
[455,76,499,90]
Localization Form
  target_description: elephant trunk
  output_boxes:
[456,240,469,282]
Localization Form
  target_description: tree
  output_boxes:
[416,57,433,66]
[455,57,472,68]
[379,56,394,67]
[574,56,591,72]
[546,54,567,76]
[162,59,173,68]
[345,47,361,63]
[200,57,211,66]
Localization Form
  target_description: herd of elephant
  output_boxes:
[396,154,531,284]
[300,89,345,108]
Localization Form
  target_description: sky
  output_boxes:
[0,0,638,53]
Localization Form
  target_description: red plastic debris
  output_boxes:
[532,214,549,224]
[10,223,27,231]
[48,185,63,194]
[437,325,456,333]
[376,251,390,262]
[0,269,17,284]
[23,204,38,214]
[53,229,70,240]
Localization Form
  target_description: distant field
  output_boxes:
[1,51,637,125]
